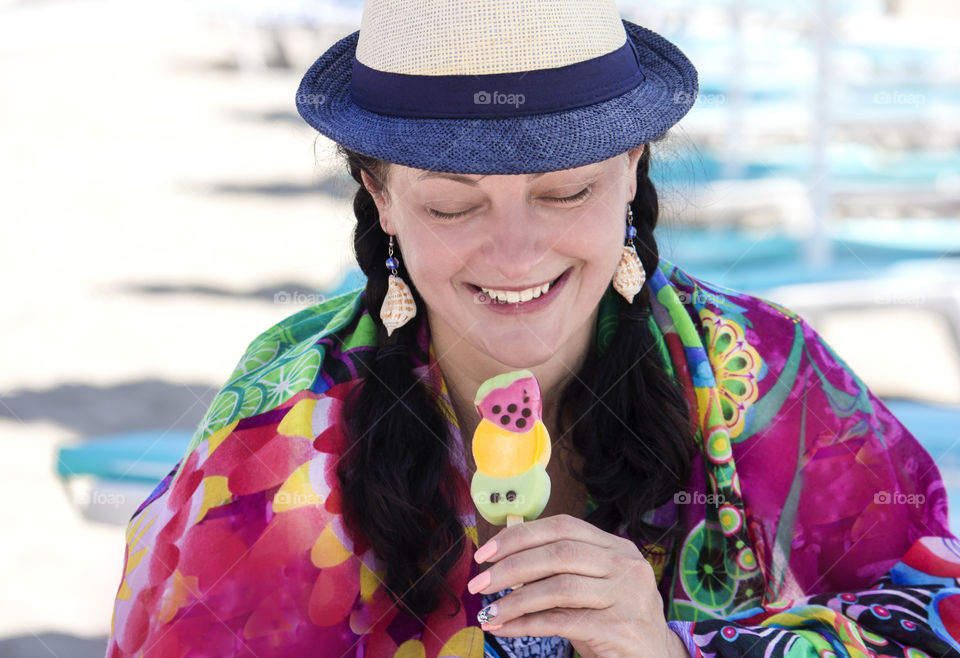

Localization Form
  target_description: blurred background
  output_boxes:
[1,0,957,655]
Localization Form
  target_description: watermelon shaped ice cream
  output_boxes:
[471,370,551,526]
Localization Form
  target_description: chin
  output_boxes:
[477,334,558,370]
[492,351,552,370]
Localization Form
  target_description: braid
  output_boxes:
[335,145,466,618]
[559,142,696,548]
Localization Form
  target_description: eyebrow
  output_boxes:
[416,171,548,185]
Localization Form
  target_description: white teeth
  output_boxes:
[480,280,553,303]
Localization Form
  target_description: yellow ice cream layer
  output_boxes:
[472,418,551,477]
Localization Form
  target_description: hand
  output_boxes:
[468,514,688,658]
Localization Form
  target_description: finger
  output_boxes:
[475,514,622,564]
[484,605,596,643]
[481,572,612,626]
[472,540,617,595]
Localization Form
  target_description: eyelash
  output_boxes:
[427,187,592,219]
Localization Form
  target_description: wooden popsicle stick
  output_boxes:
[506,514,524,588]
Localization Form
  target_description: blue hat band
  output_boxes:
[350,38,645,119]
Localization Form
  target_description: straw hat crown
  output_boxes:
[355,0,627,75]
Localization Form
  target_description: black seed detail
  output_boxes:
[521,408,531,418]
[505,491,517,502]
[523,397,530,403]
[490,492,501,503]
[516,418,526,429]
[492,405,501,414]
[500,415,510,425]
[507,404,517,413]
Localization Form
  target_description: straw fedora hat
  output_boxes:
[296,0,698,174]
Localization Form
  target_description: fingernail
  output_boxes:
[467,570,491,594]
[474,540,498,563]
[477,603,498,624]
[482,623,503,631]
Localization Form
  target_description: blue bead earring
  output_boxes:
[379,234,417,336]
[612,206,646,303]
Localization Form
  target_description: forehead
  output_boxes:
[394,157,618,186]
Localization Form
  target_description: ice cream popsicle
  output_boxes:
[471,370,552,527]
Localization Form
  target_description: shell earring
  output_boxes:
[379,234,417,336]
[612,206,646,304]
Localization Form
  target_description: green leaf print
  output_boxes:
[259,346,322,411]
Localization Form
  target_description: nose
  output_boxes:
[482,203,547,280]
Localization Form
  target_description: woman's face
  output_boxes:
[363,146,644,370]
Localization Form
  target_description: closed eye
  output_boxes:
[549,187,591,204]
[428,207,473,220]
[427,187,591,219]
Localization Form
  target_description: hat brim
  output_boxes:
[296,20,698,175]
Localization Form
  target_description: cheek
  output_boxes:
[604,208,629,257]
[570,213,626,271]
[395,225,464,289]
[597,240,628,289]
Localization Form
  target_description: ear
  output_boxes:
[360,169,395,234]
[625,143,645,202]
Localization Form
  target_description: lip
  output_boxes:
[468,268,571,314]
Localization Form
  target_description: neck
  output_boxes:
[429,312,598,434]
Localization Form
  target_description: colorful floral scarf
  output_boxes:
[107,259,960,657]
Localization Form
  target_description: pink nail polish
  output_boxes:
[474,540,497,563]
[467,570,491,594]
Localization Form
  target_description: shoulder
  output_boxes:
[236,285,371,385]
[655,258,808,349]
[109,289,392,653]
[651,258,894,491]
[657,259,874,418]
[654,258,882,434]
[656,261,949,591]
[187,287,374,455]
[651,259,813,405]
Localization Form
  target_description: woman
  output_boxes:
[107,2,960,657]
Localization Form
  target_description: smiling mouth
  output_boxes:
[471,270,567,304]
